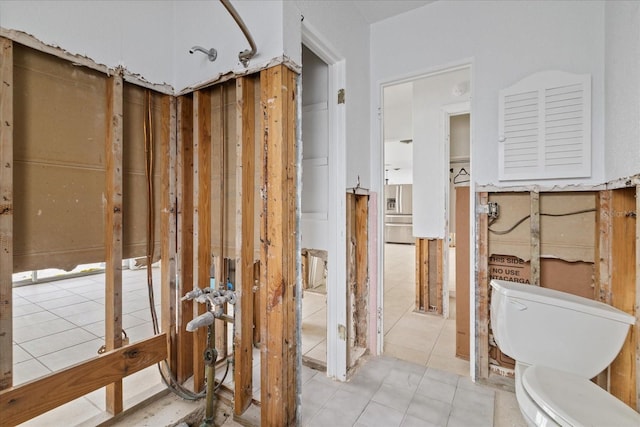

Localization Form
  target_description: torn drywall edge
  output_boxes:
[177,55,302,96]
[477,183,607,193]
[477,172,640,193]
[0,27,174,95]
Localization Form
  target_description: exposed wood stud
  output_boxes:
[105,73,124,415]
[234,76,256,415]
[415,238,429,312]
[354,194,368,348]
[346,193,369,368]
[530,190,540,286]
[176,95,195,383]
[253,261,261,346]
[192,89,212,392]
[161,95,178,375]
[0,37,14,392]
[609,188,637,408]
[636,184,640,412]
[259,65,298,426]
[0,335,167,426]
[476,192,490,380]
[214,86,227,361]
[596,191,613,304]
[435,238,444,315]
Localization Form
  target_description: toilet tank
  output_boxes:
[490,280,635,378]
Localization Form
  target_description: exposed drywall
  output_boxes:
[605,1,640,181]
[412,68,470,238]
[371,0,606,191]
[12,45,165,272]
[487,192,596,263]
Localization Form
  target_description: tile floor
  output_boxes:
[11,266,164,426]
[10,247,526,426]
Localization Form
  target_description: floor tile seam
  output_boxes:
[21,333,103,358]
[13,321,78,343]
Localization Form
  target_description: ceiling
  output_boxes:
[352,0,434,24]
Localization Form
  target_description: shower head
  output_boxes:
[190,46,217,62]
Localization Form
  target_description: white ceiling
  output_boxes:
[352,0,434,24]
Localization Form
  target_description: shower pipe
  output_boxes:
[220,0,257,67]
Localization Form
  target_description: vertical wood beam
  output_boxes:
[435,238,444,315]
[596,190,613,304]
[530,190,540,286]
[234,76,255,415]
[476,192,490,380]
[609,188,637,408]
[415,238,429,312]
[0,37,14,391]
[260,65,298,426]
[105,73,124,415]
[213,86,227,361]
[253,261,261,346]
[355,194,368,347]
[192,89,212,392]
[636,185,640,412]
[161,95,178,374]
[176,95,194,383]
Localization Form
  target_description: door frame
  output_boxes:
[375,61,474,376]
[442,101,470,319]
[301,24,347,381]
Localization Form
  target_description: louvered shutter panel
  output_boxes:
[498,71,591,180]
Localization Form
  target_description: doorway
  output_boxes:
[381,67,471,376]
[300,44,329,369]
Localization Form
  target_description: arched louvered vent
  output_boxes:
[498,71,591,180]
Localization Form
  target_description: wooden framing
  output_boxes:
[415,238,444,314]
[529,190,540,286]
[105,73,124,415]
[0,37,13,392]
[259,64,298,426]
[0,334,167,426]
[415,238,430,312]
[476,192,490,380]
[233,75,256,415]
[213,86,227,361]
[161,95,178,375]
[176,95,195,383]
[596,190,613,304]
[608,187,637,408]
[346,192,369,368]
[636,184,640,412]
[192,89,212,392]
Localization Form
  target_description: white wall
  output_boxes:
[412,68,470,238]
[172,0,284,91]
[605,1,640,181]
[371,0,606,192]
[284,1,371,190]
[0,0,175,86]
[1,0,286,92]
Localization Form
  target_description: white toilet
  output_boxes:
[490,279,640,426]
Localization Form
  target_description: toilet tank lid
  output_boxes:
[490,280,635,325]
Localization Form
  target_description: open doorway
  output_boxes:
[300,44,329,368]
[381,67,471,376]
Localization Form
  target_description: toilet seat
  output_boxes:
[522,365,640,427]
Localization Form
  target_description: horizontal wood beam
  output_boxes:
[0,334,167,426]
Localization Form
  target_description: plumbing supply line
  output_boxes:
[220,0,257,67]
[203,312,217,427]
